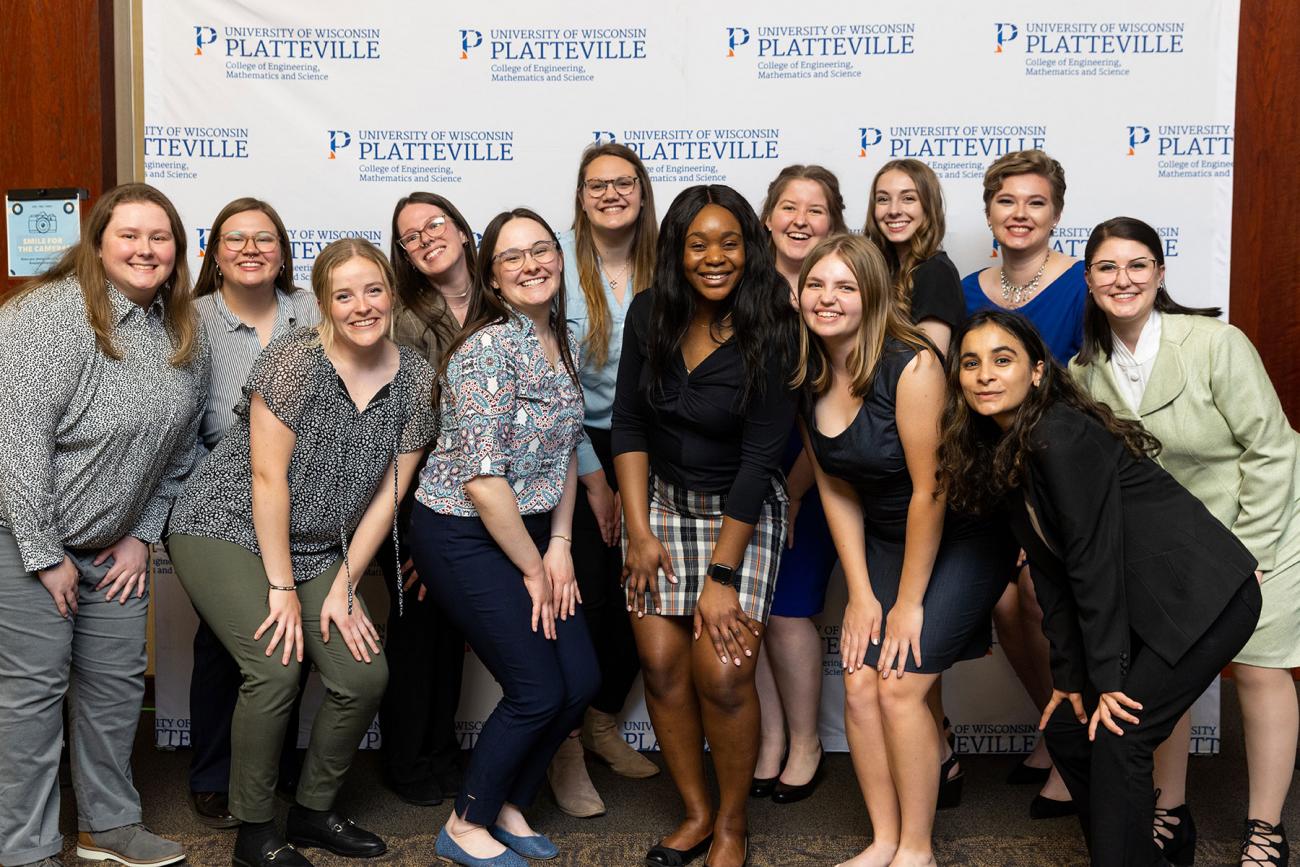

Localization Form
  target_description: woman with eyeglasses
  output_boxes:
[546,144,661,818]
[372,194,481,809]
[1070,217,1300,867]
[613,185,798,867]
[408,209,598,867]
[186,197,320,830]
[939,310,1260,866]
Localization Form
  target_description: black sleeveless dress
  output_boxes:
[807,340,1016,672]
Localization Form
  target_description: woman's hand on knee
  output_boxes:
[622,532,676,618]
[878,601,923,679]
[1089,691,1142,741]
[1038,688,1086,731]
[255,586,304,666]
[841,594,882,674]
[320,580,381,664]
[693,581,757,666]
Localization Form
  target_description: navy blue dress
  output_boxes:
[806,340,1016,672]
[962,261,1087,362]
[769,430,837,617]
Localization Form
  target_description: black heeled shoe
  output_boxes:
[937,753,964,810]
[1029,794,1078,820]
[1152,795,1196,866]
[1005,758,1052,786]
[771,744,824,804]
[645,834,712,867]
[1241,818,1289,866]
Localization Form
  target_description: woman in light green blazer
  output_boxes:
[1071,217,1300,867]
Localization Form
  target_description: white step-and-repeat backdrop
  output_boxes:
[145,0,1238,755]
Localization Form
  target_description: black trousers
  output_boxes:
[572,426,642,715]
[1043,577,1261,866]
[188,618,307,793]
[377,531,467,788]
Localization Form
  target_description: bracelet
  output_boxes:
[550,533,572,543]
[268,582,296,591]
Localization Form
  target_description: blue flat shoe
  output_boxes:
[489,826,559,860]
[435,827,527,867]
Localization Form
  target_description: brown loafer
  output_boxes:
[190,790,240,829]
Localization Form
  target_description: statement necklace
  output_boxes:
[999,251,1051,306]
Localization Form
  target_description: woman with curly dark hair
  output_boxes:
[612,184,798,867]
[939,309,1261,865]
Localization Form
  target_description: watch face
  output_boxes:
[709,563,736,586]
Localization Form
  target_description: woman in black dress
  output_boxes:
[795,234,1013,867]
[939,310,1260,865]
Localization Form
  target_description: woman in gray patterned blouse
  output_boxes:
[0,183,205,867]
[168,238,435,867]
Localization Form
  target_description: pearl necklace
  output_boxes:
[999,251,1051,306]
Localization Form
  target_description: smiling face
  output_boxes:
[490,217,562,318]
[987,173,1057,255]
[581,154,643,235]
[396,201,468,280]
[327,255,393,351]
[682,204,745,305]
[800,252,863,345]
[873,168,927,248]
[214,209,282,294]
[765,178,833,271]
[99,201,177,306]
[1086,236,1164,328]
[958,322,1044,430]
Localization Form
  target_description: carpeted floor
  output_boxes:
[51,681,1296,866]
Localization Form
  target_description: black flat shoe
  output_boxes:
[1029,794,1078,820]
[937,754,964,811]
[190,790,240,829]
[1152,799,1196,866]
[285,807,386,858]
[1005,759,1051,785]
[645,833,712,867]
[772,745,824,804]
[749,775,777,798]
[234,826,313,867]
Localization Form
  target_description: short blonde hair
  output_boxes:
[310,238,397,349]
[981,149,1066,217]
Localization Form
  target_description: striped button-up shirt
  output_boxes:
[195,287,320,448]
[0,277,209,572]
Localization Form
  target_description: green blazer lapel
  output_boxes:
[1138,315,1191,416]
[1089,361,1138,422]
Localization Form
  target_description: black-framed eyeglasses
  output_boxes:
[583,176,638,198]
[492,241,558,272]
[1088,257,1159,285]
[220,231,279,253]
[397,216,449,251]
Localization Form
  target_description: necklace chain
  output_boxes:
[1000,251,1051,306]
[601,258,631,290]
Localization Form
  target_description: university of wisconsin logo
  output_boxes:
[459,29,482,59]
[994,23,1018,53]
[194,25,217,55]
[328,130,352,159]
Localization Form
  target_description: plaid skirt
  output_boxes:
[626,475,787,623]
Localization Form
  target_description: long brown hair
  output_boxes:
[571,143,657,368]
[388,192,479,357]
[865,159,947,315]
[7,183,199,367]
[440,208,579,387]
[193,196,296,297]
[792,234,931,398]
[937,310,1159,514]
[1074,216,1222,366]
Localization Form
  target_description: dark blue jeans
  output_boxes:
[408,504,599,825]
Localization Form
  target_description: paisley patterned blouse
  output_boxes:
[417,312,584,517]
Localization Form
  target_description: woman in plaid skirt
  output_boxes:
[612,184,798,867]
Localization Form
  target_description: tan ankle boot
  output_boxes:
[581,709,660,779]
[547,734,606,817]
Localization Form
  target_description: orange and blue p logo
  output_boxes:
[459,30,482,59]
[1126,126,1151,156]
[726,28,750,58]
[858,127,882,158]
[194,26,217,56]
[994,23,1018,53]
[328,130,352,159]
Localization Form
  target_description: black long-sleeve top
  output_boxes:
[611,292,796,525]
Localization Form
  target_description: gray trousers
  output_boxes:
[0,527,146,865]
[168,534,387,822]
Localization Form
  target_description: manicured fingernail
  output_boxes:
[744,649,752,657]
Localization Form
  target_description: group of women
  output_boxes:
[0,142,1294,867]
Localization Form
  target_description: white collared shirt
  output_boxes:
[1109,309,1162,413]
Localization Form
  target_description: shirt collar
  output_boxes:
[106,281,165,324]
[212,287,298,334]
[1111,309,1162,367]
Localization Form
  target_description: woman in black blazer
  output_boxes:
[938,309,1261,866]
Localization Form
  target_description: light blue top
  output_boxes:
[560,229,633,476]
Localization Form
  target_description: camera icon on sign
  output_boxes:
[28,214,57,234]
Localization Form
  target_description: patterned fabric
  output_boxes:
[417,313,585,517]
[195,287,320,449]
[0,277,208,572]
[627,476,787,623]
[170,327,435,583]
